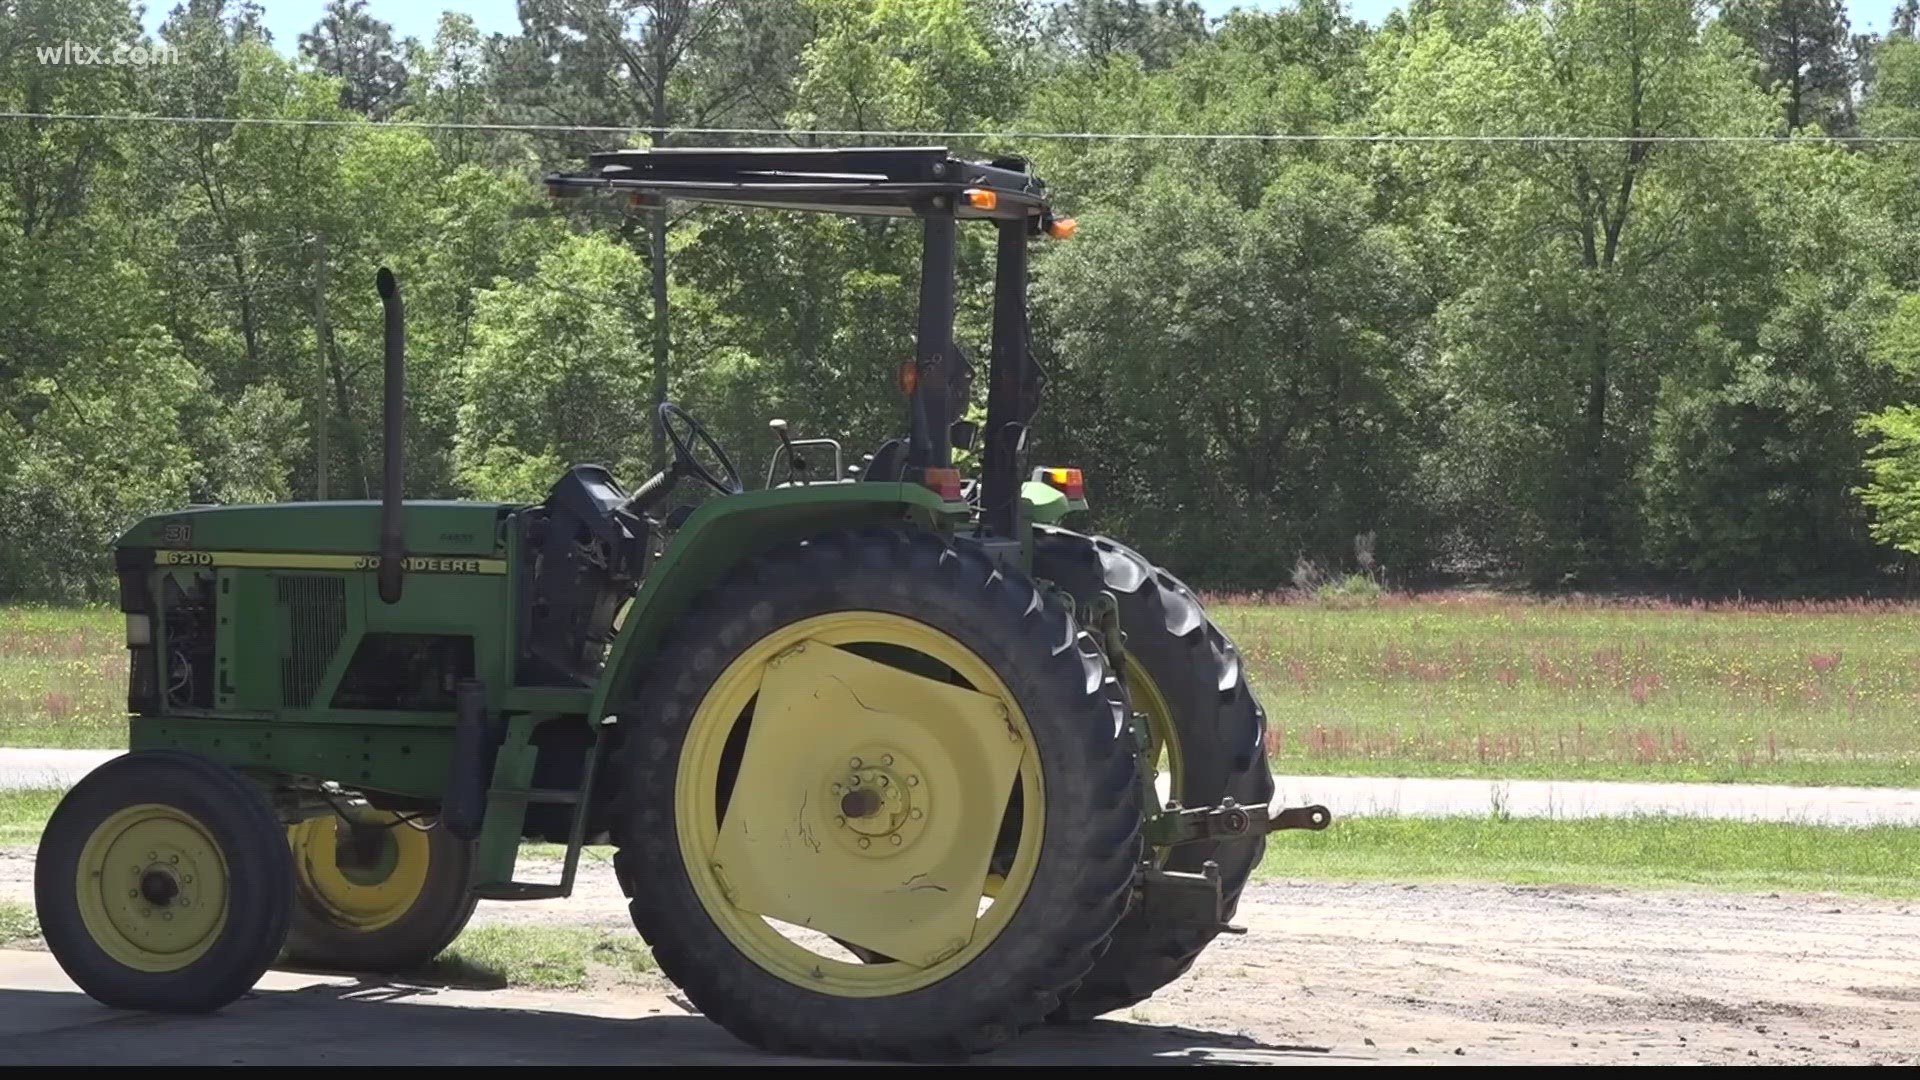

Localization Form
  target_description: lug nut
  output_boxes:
[882,754,894,766]
[850,757,863,769]
[859,837,871,849]
[889,835,902,846]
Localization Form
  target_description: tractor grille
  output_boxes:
[278,575,346,707]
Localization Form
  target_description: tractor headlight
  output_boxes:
[125,613,151,647]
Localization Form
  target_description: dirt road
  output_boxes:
[2,844,1914,1065]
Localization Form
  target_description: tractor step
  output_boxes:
[471,881,570,901]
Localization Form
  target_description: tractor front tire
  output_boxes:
[612,526,1144,1060]
[34,749,293,1012]
[283,806,478,972]
[1032,526,1276,1022]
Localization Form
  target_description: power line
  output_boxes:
[3,110,1919,144]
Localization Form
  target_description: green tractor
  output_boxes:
[32,146,1323,1059]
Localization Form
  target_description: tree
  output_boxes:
[1031,163,1429,587]
[1044,0,1208,68]
[1895,0,1920,39]
[1719,0,1857,133]
[454,234,654,498]
[299,0,411,118]
[1853,295,1920,556]
[1371,0,1778,574]
[494,0,791,467]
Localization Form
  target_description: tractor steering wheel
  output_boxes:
[659,402,743,496]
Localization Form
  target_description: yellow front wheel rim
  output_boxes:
[677,611,1044,998]
[288,810,431,931]
[75,804,229,972]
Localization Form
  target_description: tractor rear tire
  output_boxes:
[611,525,1144,1060]
[283,806,478,972]
[1032,526,1276,1022]
[34,749,293,1012]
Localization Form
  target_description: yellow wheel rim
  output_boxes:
[677,611,1044,998]
[75,804,229,972]
[288,809,431,931]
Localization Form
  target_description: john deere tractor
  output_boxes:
[33,146,1323,1059]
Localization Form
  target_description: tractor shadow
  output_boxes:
[0,979,1370,1065]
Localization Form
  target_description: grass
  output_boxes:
[0,788,61,845]
[0,901,38,946]
[0,605,125,749]
[9,594,1920,786]
[1212,591,1920,787]
[418,925,656,991]
[1258,813,1920,899]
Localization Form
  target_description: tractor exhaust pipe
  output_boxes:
[375,267,406,605]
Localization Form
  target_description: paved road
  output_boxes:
[0,749,113,792]
[7,748,1919,825]
[1269,773,1920,825]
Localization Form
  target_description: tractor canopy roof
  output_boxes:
[543,145,1071,234]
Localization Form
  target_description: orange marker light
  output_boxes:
[923,467,964,501]
[1041,467,1085,500]
[1046,216,1077,240]
[964,187,998,210]
[897,361,919,394]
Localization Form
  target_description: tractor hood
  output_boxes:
[115,500,515,559]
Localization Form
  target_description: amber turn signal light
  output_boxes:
[922,467,964,501]
[1040,467,1085,500]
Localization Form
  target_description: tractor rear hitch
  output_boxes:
[1133,801,1332,935]
[1145,797,1331,848]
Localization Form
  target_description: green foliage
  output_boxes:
[4,0,1920,599]
[455,234,654,484]
[1855,404,1920,555]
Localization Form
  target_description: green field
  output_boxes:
[1256,813,1920,899]
[7,597,1920,788]
[1215,593,1920,787]
[0,606,124,749]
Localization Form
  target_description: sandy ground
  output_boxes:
[4,844,1914,1065]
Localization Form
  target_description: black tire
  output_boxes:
[34,748,293,1012]
[1031,526,1276,1022]
[611,525,1144,1060]
[283,808,478,972]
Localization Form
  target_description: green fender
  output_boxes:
[587,481,962,723]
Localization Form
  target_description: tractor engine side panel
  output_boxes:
[112,518,519,801]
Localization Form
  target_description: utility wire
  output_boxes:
[3,110,1919,144]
